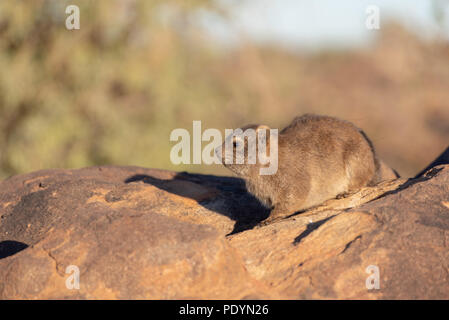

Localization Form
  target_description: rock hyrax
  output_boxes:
[215,114,398,224]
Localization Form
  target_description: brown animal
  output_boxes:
[216,114,398,224]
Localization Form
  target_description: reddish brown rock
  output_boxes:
[0,209,274,299]
[0,156,448,299]
[229,165,449,299]
[0,167,273,299]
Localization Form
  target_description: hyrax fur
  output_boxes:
[216,114,398,224]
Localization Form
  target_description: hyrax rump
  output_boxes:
[216,114,398,224]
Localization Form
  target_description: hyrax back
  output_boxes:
[217,114,397,223]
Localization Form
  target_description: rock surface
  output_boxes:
[0,153,448,299]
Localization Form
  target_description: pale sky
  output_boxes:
[199,0,449,50]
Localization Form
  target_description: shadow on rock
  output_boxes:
[125,172,270,235]
[293,216,334,245]
[0,240,28,259]
[375,166,444,200]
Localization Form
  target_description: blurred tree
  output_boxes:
[0,0,448,179]
[0,0,228,179]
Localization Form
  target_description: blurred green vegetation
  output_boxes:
[0,0,448,179]
[0,0,230,178]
